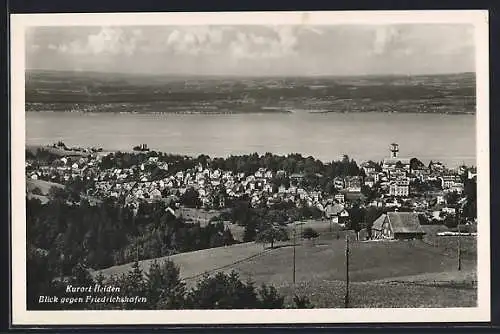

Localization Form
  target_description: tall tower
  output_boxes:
[390,143,399,159]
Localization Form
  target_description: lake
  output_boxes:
[26,112,476,168]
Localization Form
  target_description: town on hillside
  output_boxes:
[26,141,478,238]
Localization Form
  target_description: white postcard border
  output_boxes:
[10,10,491,325]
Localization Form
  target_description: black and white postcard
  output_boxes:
[10,10,490,325]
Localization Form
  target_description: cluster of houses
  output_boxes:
[26,143,476,228]
[361,143,471,198]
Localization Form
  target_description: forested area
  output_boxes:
[27,197,235,275]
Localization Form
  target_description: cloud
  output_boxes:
[27,24,475,75]
[370,25,474,59]
[229,26,299,60]
[371,26,401,56]
[27,44,41,53]
[54,27,141,56]
[163,27,225,55]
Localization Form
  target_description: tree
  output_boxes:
[186,271,259,309]
[145,260,186,309]
[301,227,319,240]
[243,222,257,242]
[292,295,314,309]
[348,203,365,240]
[443,214,458,229]
[66,263,96,310]
[462,178,477,221]
[26,245,66,310]
[121,261,148,309]
[445,191,460,206]
[255,225,289,249]
[258,284,285,309]
[180,188,202,208]
[222,228,235,246]
[410,157,425,171]
[364,206,384,240]
[185,271,286,309]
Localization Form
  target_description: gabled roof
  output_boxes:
[386,212,425,234]
[372,214,387,231]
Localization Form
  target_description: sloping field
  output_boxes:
[95,219,477,308]
[26,179,64,195]
[95,241,272,280]
[96,234,476,307]
[214,239,475,287]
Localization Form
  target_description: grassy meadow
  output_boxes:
[95,223,477,308]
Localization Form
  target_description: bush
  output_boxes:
[301,227,319,240]
[185,271,286,309]
[258,284,285,309]
[292,295,314,309]
[186,271,259,309]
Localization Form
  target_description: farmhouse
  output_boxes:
[325,203,349,226]
[371,212,425,240]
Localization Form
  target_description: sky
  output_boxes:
[25,24,475,76]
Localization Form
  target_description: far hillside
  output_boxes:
[25,70,476,114]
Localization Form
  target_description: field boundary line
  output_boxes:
[182,245,279,281]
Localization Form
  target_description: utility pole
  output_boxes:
[457,219,462,271]
[344,234,350,308]
[293,228,296,285]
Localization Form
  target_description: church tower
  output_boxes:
[390,143,399,159]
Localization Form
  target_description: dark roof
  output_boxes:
[344,192,366,201]
[386,212,425,234]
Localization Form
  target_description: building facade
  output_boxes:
[389,178,410,197]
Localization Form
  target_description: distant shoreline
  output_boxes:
[26,143,477,169]
[25,110,476,116]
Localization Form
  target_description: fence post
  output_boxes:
[293,228,296,285]
[344,233,350,308]
[457,223,462,271]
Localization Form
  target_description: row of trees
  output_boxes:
[97,151,364,181]
[28,251,313,310]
